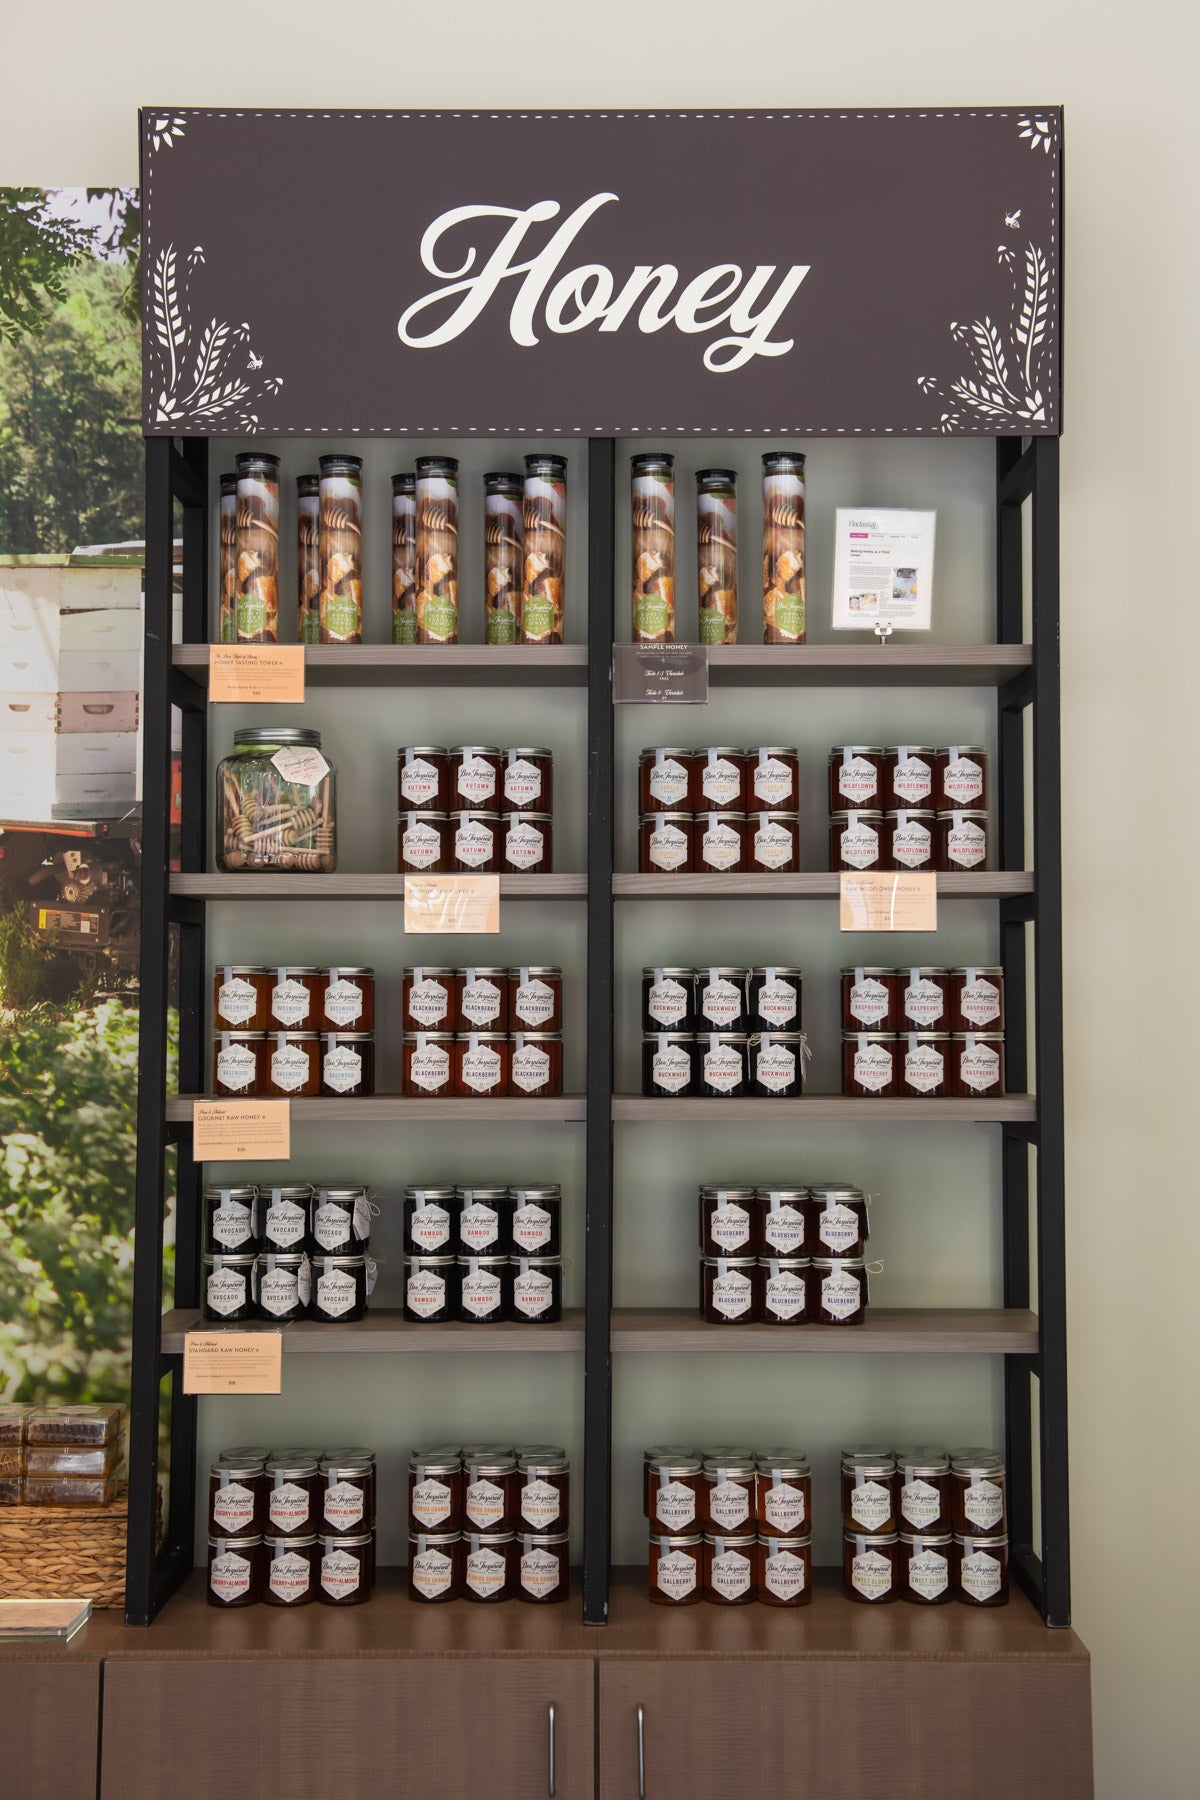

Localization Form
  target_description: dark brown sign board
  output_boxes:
[140,107,1062,438]
[613,643,709,704]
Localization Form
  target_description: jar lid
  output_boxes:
[844,1530,898,1545]
[219,1444,273,1462]
[464,1531,516,1547]
[525,453,567,475]
[702,1532,757,1548]
[701,1256,757,1268]
[944,744,989,754]
[885,744,941,755]
[263,1184,314,1199]
[404,1186,458,1201]
[513,1256,562,1271]
[643,1444,697,1460]
[649,1532,701,1547]
[405,965,458,978]
[203,1253,257,1267]
[699,746,745,758]
[950,966,1005,977]
[213,1031,266,1041]
[750,1031,805,1044]
[268,1533,318,1549]
[318,453,363,473]
[841,1453,895,1473]
[271,965,322,975]
[640,747,694,759]
[643,1032,696,1043]
[700,1186,758,1201]
[641,812,695,825]
[814,1256,866,1269]
[632,452,674,472]
[841,1442,894,1459]
[831,811,885,823]
[698,1445,755,1460]
[516,1531,569,1546]
[509,1186,561,1202]
[458,1186,512,1202]
[894,1446,950,1469]
[517,1456,569,1475]
[326,966,374,977]
[701,1460,755,1479]
[450,810,502,822]
[753,811,800,823]
[459,1030,509,1042]
[266,1460,319,1478]
[697,1032,748,1045]
[458,1255,509,1269]
[760,1533,812,1548]
[841,1031,896,1042]
[310,1254,366,1269]
[902,1031,950,1042]
[513,1444,567,1459]
[320,1031,374,1041]
[698,967,749,980]
[321,1445,375,1462]
[450,744,502,756]
[258,1253,307,1270]
[954,1532,1008,1548]
[762,451,805,470]
[885,808,937,821]
[216,965,268,975]
[404,1253,457,1267]
[506,812,552,823]
[408,1453,461,1474]
[697,468,737,484]
[409,1532,462,1549]
[900,967,950,978]
[398,745,448,756]
[315,1186,368,1201]
[410,1443,462,1459]
[649,1456,702,1476]
[748,745,798,756]
[465,1457,517,1475]
[403,1031,456,1042]
[756,1455,811,1475]
[399,809,450,822]
[205,1186,258,1202]
[460,967,510,980]
[318,1531,373,1548]
[212,1460,264,1479]
[950,1454,1005,1473]
[269,1030,319,1041]
[754,1187,809,1202]
[233,726,321,747]
[508,747,553,758]
[416,456,459,475]
[947,1444,1000,1463]
[830,744,886,755]
[209,1533,264,1548]
[220,472,239,490]
[236,452,279,472]
[698,811,745,823]
[485,470,521,489]
[511,966,562,978]
[392,472,416,492]
[808,1184,865,1200]
[900,1532,953,1546]
[750,966,803,978]
[950,1031,1006,1041]
[937,809,989,820]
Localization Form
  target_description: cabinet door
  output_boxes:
[103,1656,593,1800]
[0,1659,101,1800]
[599,1658,1093,1799]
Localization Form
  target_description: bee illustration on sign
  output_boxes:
[1004,209,1022,230]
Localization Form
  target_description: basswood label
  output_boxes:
[904,1044,944,1093]
[709,1549,752,1599]
[655,1549,698,1599]
[960,1549,1003,1601]
[753,757,794,805]
[840,820,879,869]
[408,977,451,1026]
[269,1482,311,1531]
[709,1203,750,1251]
[904,978,944,1025]
[700,758,741,806]
[764,1267,807,1320]
[403,820,442,867]
[271,746,329,788]
[821,1268,863,1319]
[648,823,689,870]
[320,1548,362,1599]
[652,1044,692,1092]
[457,756,497,804]
[850,1479,892,1530]
[521,1479,562,1528]
[209,1550,252,1601]
[513,978,555,1026]
[410,1548,453,1597]
[400,757,440,805]
[217,976,257,1025]
[963,1480,1004,1529]
[851,1548,893,1599]
[838,755,878,802]
[908,1547,949,1599]
[212,1481,255,1531]
[648,758,689,805]
[960,978,1001,1026]
[763,1548,806,1599]
[710,1268,753,1318]
[503,758,543,806]
[461,978,503,1025]
[853,1043,893,1091]
[850,977,890,1026]
[753,820,794,869]
[322,1046,362,1093]
[763,1483,805,1532]
[216,1043,256,1091]
[270,1043,311,1093]
[411,1478,452,1527]
[708,1481,751,1530]
[654,1481,697,1530]
[467,1546,508,1597]
[268,1550,311,1603]
[900,1479,943,1528]
[271,978,312,1026]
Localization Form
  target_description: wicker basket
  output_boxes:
[0,1486,158,1609]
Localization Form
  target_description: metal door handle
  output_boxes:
[547,1701,556,1797]
[636,1703,646,1798]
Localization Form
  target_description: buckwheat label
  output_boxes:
[701,978,741,1026]
[755,1043,796,1092]
[703,1044,743,1091]
[756,978,798,1026]
[647,977,688,1026]
[652,1044,692,1092]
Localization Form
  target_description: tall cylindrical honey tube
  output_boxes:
[318,454,364,644]
[520,455,567,644]
[632,454,675,642]
[697,468,738,645]
[762,452,806,643]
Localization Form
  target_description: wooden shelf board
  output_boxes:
[703,644,1033,687]
[174,643,589,686]
[166,1094,587,1123]
[612,1095,1036,1124]
[611,1307,1039,1354]
[160,1307,584,1354]
[613,872,1032,899]
[171,873,586,899]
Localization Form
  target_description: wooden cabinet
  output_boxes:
[0,1656,102,1800]
[102,1655,593,1800]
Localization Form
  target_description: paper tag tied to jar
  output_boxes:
[960,1550,1003,1601]
[271,978,311,1026]
[270,746,330,789]
[467,1547,508,1597]
[655,1481,697,1530]
[851,1548,893,1599]
[521,1479,562,1529]
[908,1548,949,1599]
[322,1046,362,1093]
[320,1548,362,1599]
[655,1550,698,1599]
[763,1548,806,1600]
[708,1481,751,1530]
[411,1549,453,1598]
[218,975,257,1025]
[710,1549,752,1599]
[466,1479,504,1527]
[411,1479,452,1527]
[901,1479,943,1528]
[269,1551,311,1603]
[212,1482,255,1532]
[649,756,689,806]
[210,1551,253,1601]
[838,755,878,802]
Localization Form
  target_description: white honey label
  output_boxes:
[963,1481,1004,1529]
[410,1204,451,1250]
[217,976,258,1026]
[506,820,545,869]
[410,1042,451,1091]
[706,1483,750,1531]
[403,820,442,868]
[520,1547,562,1597]
[270,1042,311,1093]
[647,978,688,1027]
[850,1480,892,1530]
[763,1548,807,1600]
[212,1481,255,1531]
[756,978,798,1026]
[700,757,741,806]
[211,1199,254,1249]
[763,1484,806,1533]
[316,1267,357,1317]
[323,978,365,1027]
[321,1046,362,1093]
[514,978,555,1026]
[821,1268,863,1319]
[269,1482,311,1531]
[504,757,544,806]
[460,978,503,1025]
[655,1481,697,1530]
[270,977,311,1026]
[648,823,689,870]
[851,1548,893,1600]
[944,755,984,805]
[838,755,878,802]
[312,1204,352,1252]
[323,1480,365,1529]
[216,1043,256,1092]
[521,1479,563,1529]
[400,756,441,805]
[849,977,890,1026]
[709,1203,751,1252]
[904,979,945,1026]
[209,1550,252,1601]
[755,1043,796,1092]
[457,755,497,804]
[271,746,329,789]
[840,821,879,869]
[853,1043,893,1091]
[259,1268,302,1317]
[411,1478,452,1527]
[648,758,689,806]
[461,1044,503,1092]
[513,1269,554,1317]
[892,820,932,867]
[764,1267,807,1321]
[753,757,794,806]
[900,1479,943,1528]
[206,1267,248,1317]
[406,1269,446,1315]
[959,1044,1001,1092]
[466,1478,505,1528]
[320,1548,362,1599]
[907,1547,949,1599]
[408,977,450,1027]
[904,1044,944,1093]
[709,1549,752,1599]
[455,820,495,866]
[410,1548,453,1597]
[461,1269,503,1318]
[947,820,987,868]
[264,1199,306,1247]
[268,1550,311,1603]
[511,1043,552,1093]
[652,1044,692,1092]
[700,822,741,870]
[655,1549,698,1599]
[703,1044,743,1092]
[512,1204,553,1251]
[700,978,741,1026]
[960,1550,1003,1601]
[762,1205,805,1254]
[817,1204,859,1252]
[752,819,794,869]
[459,1204,500,1250]
[959,978,1001,1026]
[710,1269,753,1318]
[467,1547,508,1597]
[893,755,933,805]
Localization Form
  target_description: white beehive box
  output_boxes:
[0,564,142,610]
[0,692,140,734]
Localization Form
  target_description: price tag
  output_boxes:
[209,644,306,703]
[193,1100,291,1160]
[612,643,708,703]
[183,1331,283,1394]
[840,871,938,932]
[404,875,500,934]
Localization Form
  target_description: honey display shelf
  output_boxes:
[611,1095,1036,1124]
[160,1308,585,1353]
[172,873,587,899]
[173,642,589,686]
[613,872,1033,899]
[610,1308,1039,1355]
[166,1095,588,1123]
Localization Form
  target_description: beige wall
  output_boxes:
[2,2,1196,1791]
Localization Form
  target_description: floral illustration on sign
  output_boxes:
[148,114,187,151]
[149,243,283,429]
[918,225,1051,433]
[1017,116,1056,154]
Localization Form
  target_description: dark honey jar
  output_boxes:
[700,1186,759,1257]
[263,1534,317,1606]
[701,1255,759,1323]
[457,967,511,1030]
[408,1531,463,1602]
[409,1452,464,1533]
[517,1532,570,1603]
[209,1458,266,1538]
[264,1457,319,1539]
[256,1253,310,1322]
[207,1534,263,1607]
[318,1532,373,1605]
[463,1531,516,1602]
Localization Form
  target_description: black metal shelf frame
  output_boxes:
[128,432,1067,1631]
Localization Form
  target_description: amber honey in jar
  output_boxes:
[264,1457,319,1539]
[459,967,512,1031]
[895,1448,952,1535]
[639,748,698,814]
[701,1255,758,1324]
[502,748,553,814]
[408,1531,463,1602]
[748,812,800,872]
[760,1257,810,1325]
[751,1032,805,1097]
[758,1188,808,1258]
[755,1455,811,1538]
[703,1532,757,1605]
[256,1253,311,1322]
[402,966,458,1032]
[409,1452,464,1533]
[402,1031,455,1097]
[697,746,747,811]
[204,1185,262,1255]
[814,1256,869,1325]
[700,1186,759,1257]
[842,966,901,1031]
[642,1033,696,1097]
[941,745,989,810]
[887,745,946,810]
[207,1534,263,1607]
[649,1532,703,1604]
[649,1456,704,1536]
[842,1031,897,1097]
[899,1031,950,1097]
[212,1031,265,1098]
[697,812,747,874]
[517,1455,569,1532]
[450,810,501,873]
[404,1185,460,1254]
[899,967,950,1029]
[886,809,938,871]
[510,1032,563,1097]
[844,1530,898,1603]
[450,745,502,808]
[403,1254,459,1322]
[517,1532,570,1603]
[950,966,1005,1031]
[318,1532,373,1605]
[951,1453,1007,1537]
[747,746,799,813]
[464,1456,519,1532]
[831,810,886,872]
[807,1185,869,1259]
[940,809,990,871]
[213,966,268,1031]
[841,1452,897,1534]
[702,1460,756,1534]
[203,1254,258,1322]
[264,1030,321,1098]
[455,1033,509,1097]
[209,1458,266,1538]
[320,967,375,1032]
[320,1455,375,1535]
[511,967,563,1031]
[829,746,887,811]
[951,1033,1006,1097]
[397,745,450,812]
[757,1533,812,1606]
[268,966,322,1028]
[641,1446,696,1520]
[463,1532,516,1602]
[398,811,449,873]
[320,1033,375,1097]
[955,1533,1010,1606]
[899,1531,954,1604]
[503,812,552,873]
[640,812,695,874]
